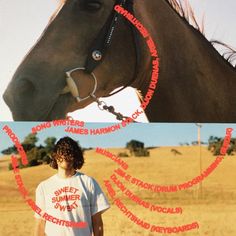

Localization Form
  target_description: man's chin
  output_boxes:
[58,164,74,170]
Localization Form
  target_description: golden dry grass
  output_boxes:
[0,146,236,236]
[0,155,13,172]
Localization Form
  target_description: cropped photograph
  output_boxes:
[0,0,236,122]
[0,122,236,235]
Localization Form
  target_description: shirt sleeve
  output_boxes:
[89,178,110,216]
[34,183,45,219]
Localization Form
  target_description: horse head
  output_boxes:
[3,0,140,121]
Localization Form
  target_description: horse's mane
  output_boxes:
[166,0,236,68]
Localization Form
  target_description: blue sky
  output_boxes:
[0,123,235,152]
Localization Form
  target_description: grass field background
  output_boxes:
[0,146,236,236]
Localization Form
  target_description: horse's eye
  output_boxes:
[85,1,102,11]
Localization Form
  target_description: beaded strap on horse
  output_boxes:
[98,100,129,121]
[91,95,136,122]
[103,104,127,121]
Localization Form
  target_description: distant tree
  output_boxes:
[23,133,38,145]
[5,134,86,170]
[1,146,17,155]
[133,149,150,157]
[28,159,40,167]
[208,136,236,156]
[44,137,56,152]
[179,142,189,146]
[22,133,39,152]
[126,140,149,157]
[2,133,38,155]
[225,138,236,155]
[126,140,144,155]
[43,155,51,164]
[25,147,41,167]
[208,136,222,155]
[200,142,206,145]
[191,141,198,146]
[8,157,24,170]
[191,141,206,146]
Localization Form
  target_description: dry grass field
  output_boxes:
[0,146,236,236]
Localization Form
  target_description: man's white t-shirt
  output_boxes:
[35,172,110,236]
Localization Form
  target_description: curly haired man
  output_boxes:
[34,137,110,236]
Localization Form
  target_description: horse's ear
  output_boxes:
[58,0,67,6]
[48,0,67,23]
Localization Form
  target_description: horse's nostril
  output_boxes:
[17,79,36,94]
[3,78,37,109]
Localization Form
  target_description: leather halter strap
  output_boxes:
[84,0,141,97]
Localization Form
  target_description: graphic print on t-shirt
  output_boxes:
[52,186,81,212]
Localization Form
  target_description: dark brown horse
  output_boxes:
[3,0,236,122]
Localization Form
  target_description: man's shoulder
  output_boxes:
[36,174,57,189]
[76,172,95,184]
[76,172,101,191]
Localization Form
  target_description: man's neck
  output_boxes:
[57,167,76,179]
